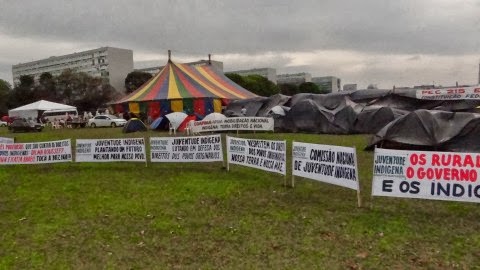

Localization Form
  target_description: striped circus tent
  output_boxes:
[112,59,257,119]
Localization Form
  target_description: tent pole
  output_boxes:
[353,146,361,208]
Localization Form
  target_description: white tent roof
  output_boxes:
[9,100,76,112]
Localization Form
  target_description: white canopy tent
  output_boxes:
[8,100,77,119]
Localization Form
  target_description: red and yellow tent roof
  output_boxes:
[115,60,257,103]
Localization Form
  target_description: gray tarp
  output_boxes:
[226,89,480,136]
[366,110,480,152]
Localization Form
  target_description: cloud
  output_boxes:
[0,0,478,88]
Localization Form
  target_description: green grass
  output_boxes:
[0,127,479,269]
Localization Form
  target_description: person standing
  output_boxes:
[241,106,247,116]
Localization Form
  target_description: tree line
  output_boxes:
[0,70,119,116]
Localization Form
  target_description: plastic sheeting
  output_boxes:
[183,98,194,115]
[194,99,205,116]
[366,110,480,152]
[128,102,140,114]
[171,99,183,112]
[148,101,161,119]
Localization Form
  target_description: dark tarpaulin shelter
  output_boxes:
[354,106,409,134]
[366,110,480,152]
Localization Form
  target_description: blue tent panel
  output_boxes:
[122,118,147,133]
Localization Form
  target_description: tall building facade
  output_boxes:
[312,76,341,92]
[277,72,312,86]
[226,68,277,84]
[12,47,133,92]
[136,60,224,75]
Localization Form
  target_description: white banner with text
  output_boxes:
[415,85,480,100]
[150,135,223,162]
[292,142,359,190]
[75,138,146,162]
[372,148,480,203]
[227,136,286,175]
[191,117,274,133]
[0,137,14,144]
[0,139,72,164]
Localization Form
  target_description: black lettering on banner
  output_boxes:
[398,181,420,194]
[294,160,302,170]
[382,180,393,192]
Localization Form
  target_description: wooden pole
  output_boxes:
[353,146,361,207]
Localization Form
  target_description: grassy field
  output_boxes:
[0,127,479,269]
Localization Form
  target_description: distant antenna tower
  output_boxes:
[478,61,480,84]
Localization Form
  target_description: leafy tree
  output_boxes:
[7,75,36,108]
[226,73,278,97]
[53,69,119,112]
[367,84,378,89]
[0,79,12,115]
[278,83,298,96]
[298,82,321,94]
[225,73,245,86]
[317,85,330,94]
[124,71,152,94]
[243,75,279,96]
[34,72,58,101]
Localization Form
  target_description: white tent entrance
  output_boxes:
[8,100,77,120]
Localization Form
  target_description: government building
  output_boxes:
[12,47,133,92]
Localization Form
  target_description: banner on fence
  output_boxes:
[150,134,223,162]
[0,137,14,144]
[292,142,359,190]
[0,139,72,164]
[191,117,274,133]
[75,138,146,162]
[415,85,480,100]
[226,136,286,175]
[372,148,480,203]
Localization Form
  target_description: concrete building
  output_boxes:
[12,47,133,92]
[136,60,224,75]
[226,68,277,84]
[312,76,342,93]
[277,72,312,86]
[343,83,357,91]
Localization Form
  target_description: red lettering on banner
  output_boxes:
[406,167,414,178]
[431,154,480,167]
[414,167,476,182]
[422,90,433,95]
[452,155,462,167]
[410,153,425,165]
[432,154,440,166]
[464,155,474,167]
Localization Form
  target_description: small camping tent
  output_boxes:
[122,118,148,133]
[8,100,77,120]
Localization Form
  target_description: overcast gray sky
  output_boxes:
[0,0,478,89]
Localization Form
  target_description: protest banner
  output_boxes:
[226,136,286,176]
[150,134,223,163]
[0,137,14,144]
[372,148,480,203]
[0,139,72,164]
[292,142,360,206]
[191,117,274,133]
[75,138,146,163]
[415,85,480,100]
